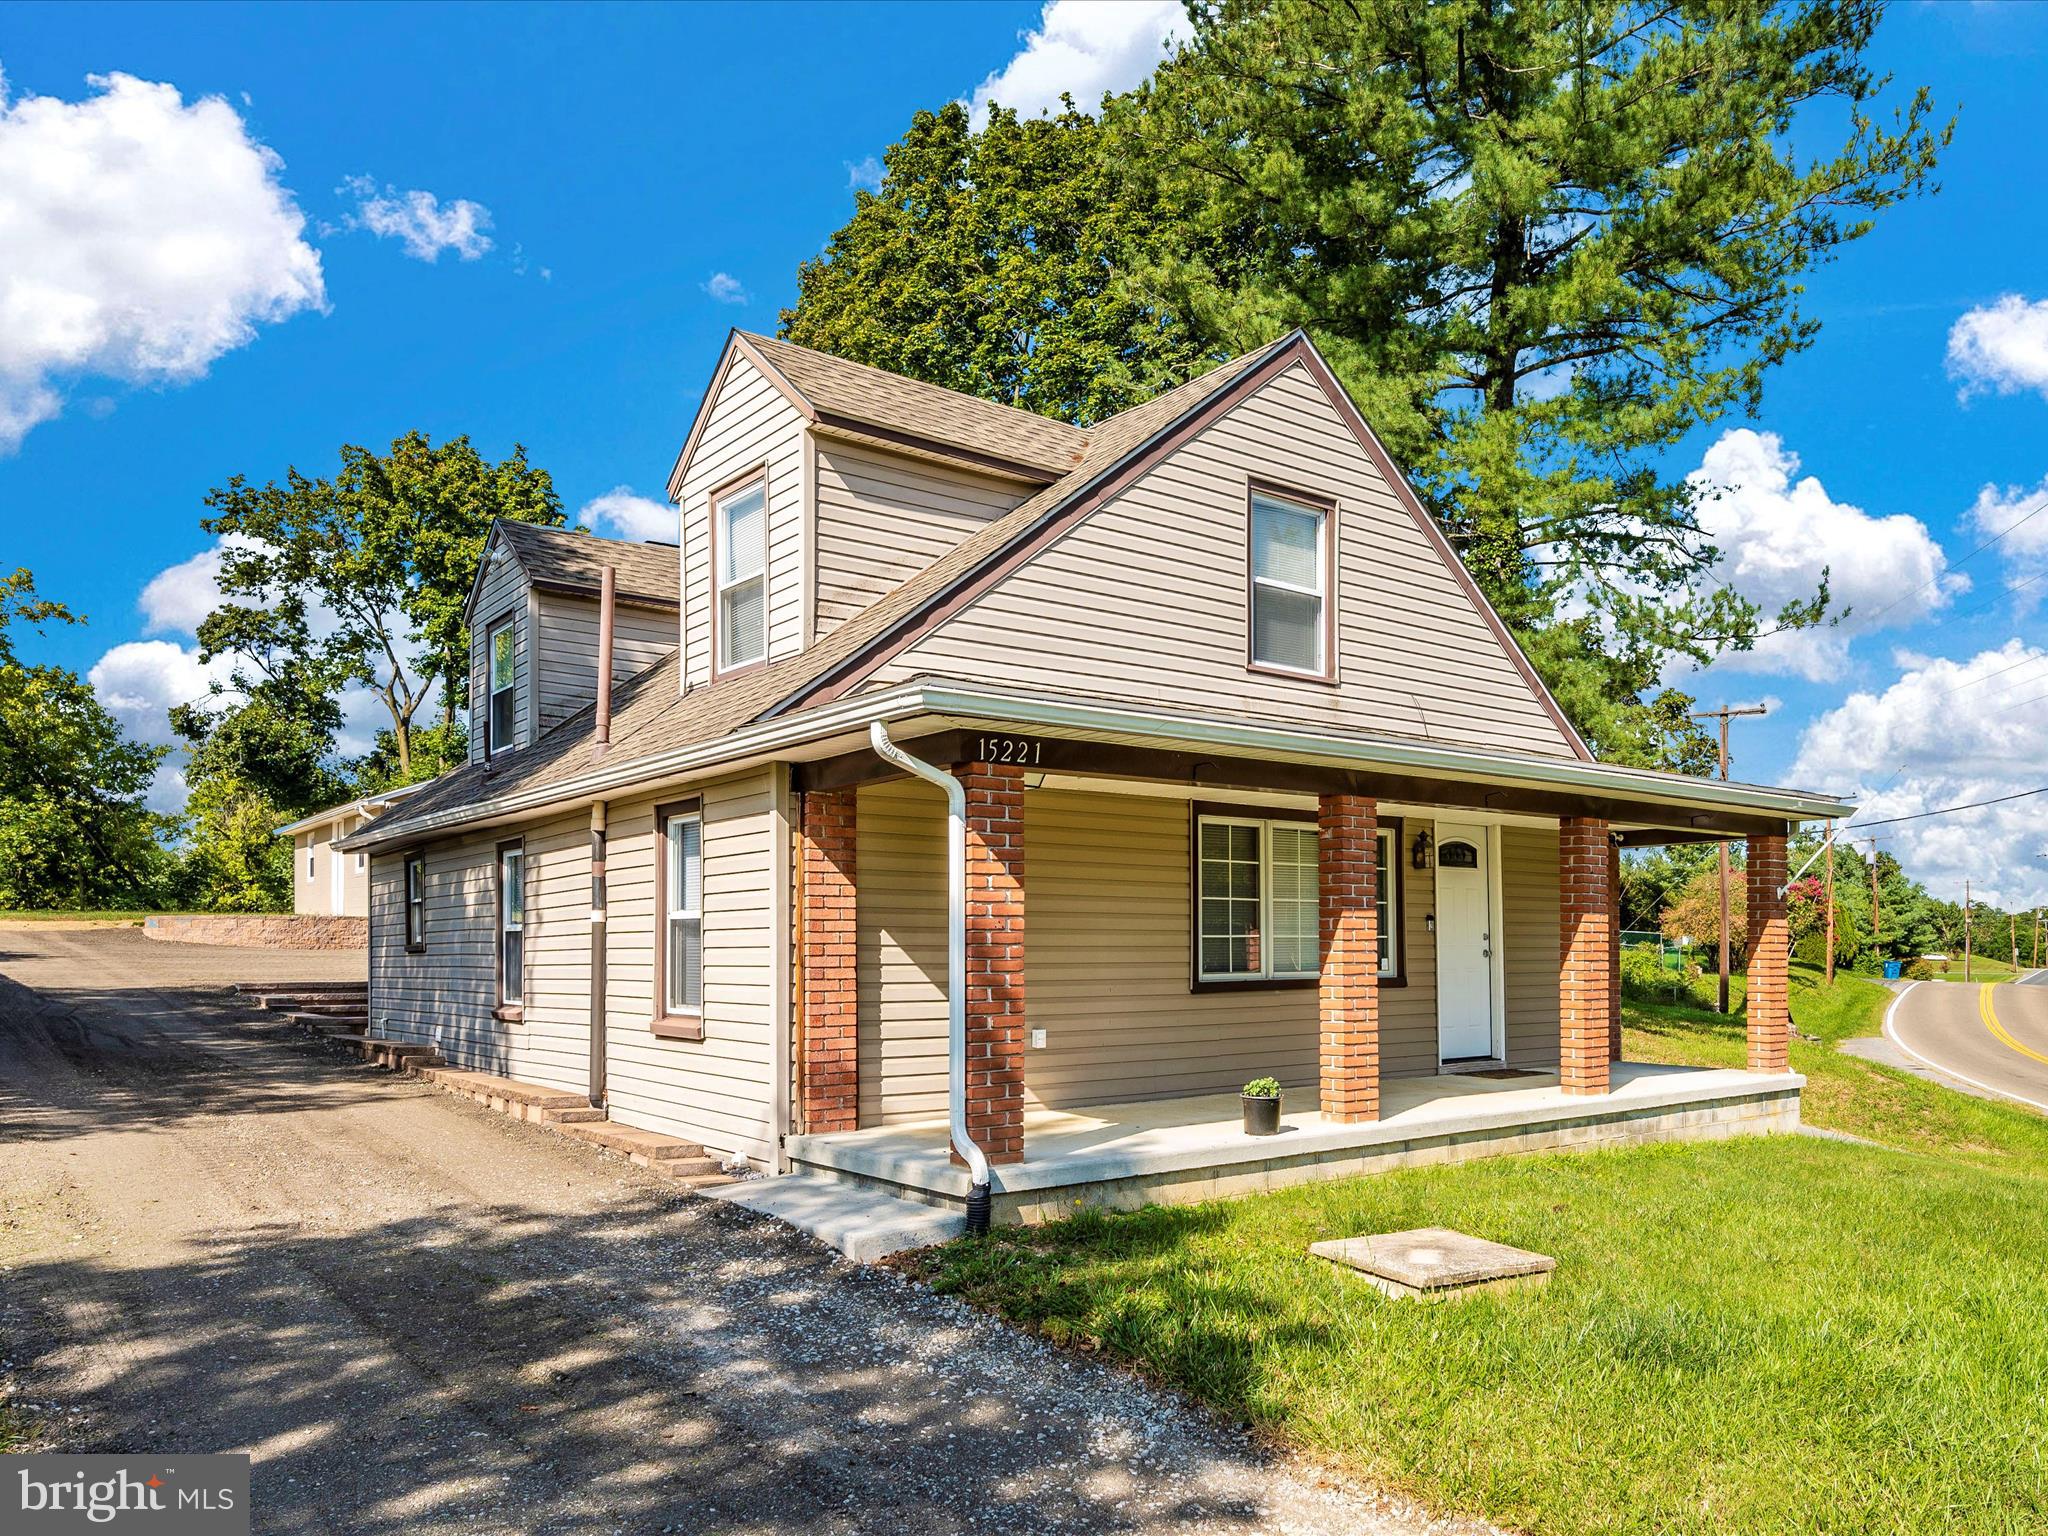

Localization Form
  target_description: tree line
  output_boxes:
[1626,835,2044,977]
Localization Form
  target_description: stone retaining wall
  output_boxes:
[143,913,368,950]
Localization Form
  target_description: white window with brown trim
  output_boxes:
[652,799,704,1040]
[1192,807,1320,987]
[486,612,517,754]
[1248,487,1332,679]
[1192,807,1401,988]
[403,852,426,953]
[713,475,767,672]
[495,840,525,1018]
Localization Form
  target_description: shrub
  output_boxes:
[1903,958,1936,981]
[1621,945,1683,1003]
[1241,1076,1282,1099]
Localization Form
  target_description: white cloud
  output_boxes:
[342,174,493,262]
[334,684,388,760]
[1686,429,1961,681]
[88,640,232,749]
[139,544,227,635]
[845,155,883,193]
[701,271,748,305]
[0,69,325,452]
[968,0,1183,124]
[1963,474,2048,602]
[1792,641,2048,909]
[580,485,675,543]
[1947,294,2048,401]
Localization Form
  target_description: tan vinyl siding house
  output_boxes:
[345,328,1842,1216]
[870,359,1577,760]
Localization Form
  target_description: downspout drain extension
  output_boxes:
[867,720,994,1231]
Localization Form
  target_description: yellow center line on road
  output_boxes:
[1980,982,2048,1067]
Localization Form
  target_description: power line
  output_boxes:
[1856,492,2048,629]
[1934,646,2048,701]
[1851,783,2048,830]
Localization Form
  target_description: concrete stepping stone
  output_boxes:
[1309,1226,1554,1301]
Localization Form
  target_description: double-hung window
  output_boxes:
[715,476,767,671]
[657,803,704,1029]
[1194,812,1320,984]
[486,615,517,754]
[403,853,426,952]
[497,842,525,1009]
[1249,489,1329,677]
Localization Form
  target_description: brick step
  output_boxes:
[236,980,366,997]
[543,1117,707,1165]
[251,994,369,1014]
[341,1036,442,1070]
[302,1017,368,1038]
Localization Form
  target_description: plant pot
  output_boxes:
[1242,1093,1281,1136]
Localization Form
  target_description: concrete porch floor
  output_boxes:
[786,1061,1804,1224]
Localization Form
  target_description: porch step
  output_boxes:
[341,1036,442,1070]
[707,1174,965,1263]
[236,980,366,997]
[543,1117,709,1167]
[408,1065,598,1124]
[297,1014,368,1038]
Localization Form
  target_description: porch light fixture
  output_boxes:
[1411,829,1434,870]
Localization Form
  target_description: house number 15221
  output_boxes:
[974,735,1042,765]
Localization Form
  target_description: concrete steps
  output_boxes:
[707,1175,965,1262]
[340,1036,442,1070]
[238,981,370,1016]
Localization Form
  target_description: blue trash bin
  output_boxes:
[1883,961,1902,980]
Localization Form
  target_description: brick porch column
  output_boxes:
[1608,838,1623,1062]
[1745,833,1791,1073]
[1559,816,1613,1095]
[1318,794,1380,1123]
[799,788,858,1134]
[962,762,1026,1164]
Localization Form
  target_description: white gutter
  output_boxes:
[913,686,1856,824]
[866,721,993,1222]
[274,782,429,839]
[346,678,1853,855]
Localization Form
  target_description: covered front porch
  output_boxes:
[786,1060,1803,1223]
[784,695,1841,1220]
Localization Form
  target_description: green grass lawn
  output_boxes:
[1625,963,2048,1171]
[907,966,2048,1534]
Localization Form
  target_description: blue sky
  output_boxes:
[2,1,2046,903]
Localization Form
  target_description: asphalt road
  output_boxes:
[1884,970,2048,1113]
[0,923,1480,1536]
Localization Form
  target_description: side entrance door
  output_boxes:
[1434,823,1496,1062]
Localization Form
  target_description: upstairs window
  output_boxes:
[715,476,767,671]
[487,614,517,754]
[1250,489,1330,678]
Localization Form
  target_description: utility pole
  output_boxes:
[2012,913,2020,973]
[1824,819,1837,986]
[1964,879,1973,983]
[1865,838,1882,947]
[1691,705,1768,1013]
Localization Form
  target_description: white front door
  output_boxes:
[1434,824,1496,1061]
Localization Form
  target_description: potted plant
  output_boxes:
[1241,1076,1282,1136]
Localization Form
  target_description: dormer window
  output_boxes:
[714,475,767,672]
[486,614,517,754]
[1249,487,1332,680]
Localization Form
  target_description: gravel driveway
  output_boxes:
[0,924,1479,1535]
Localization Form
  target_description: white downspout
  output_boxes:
[868,721,993,1224]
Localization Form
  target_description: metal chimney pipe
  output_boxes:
[594,564,616,757]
